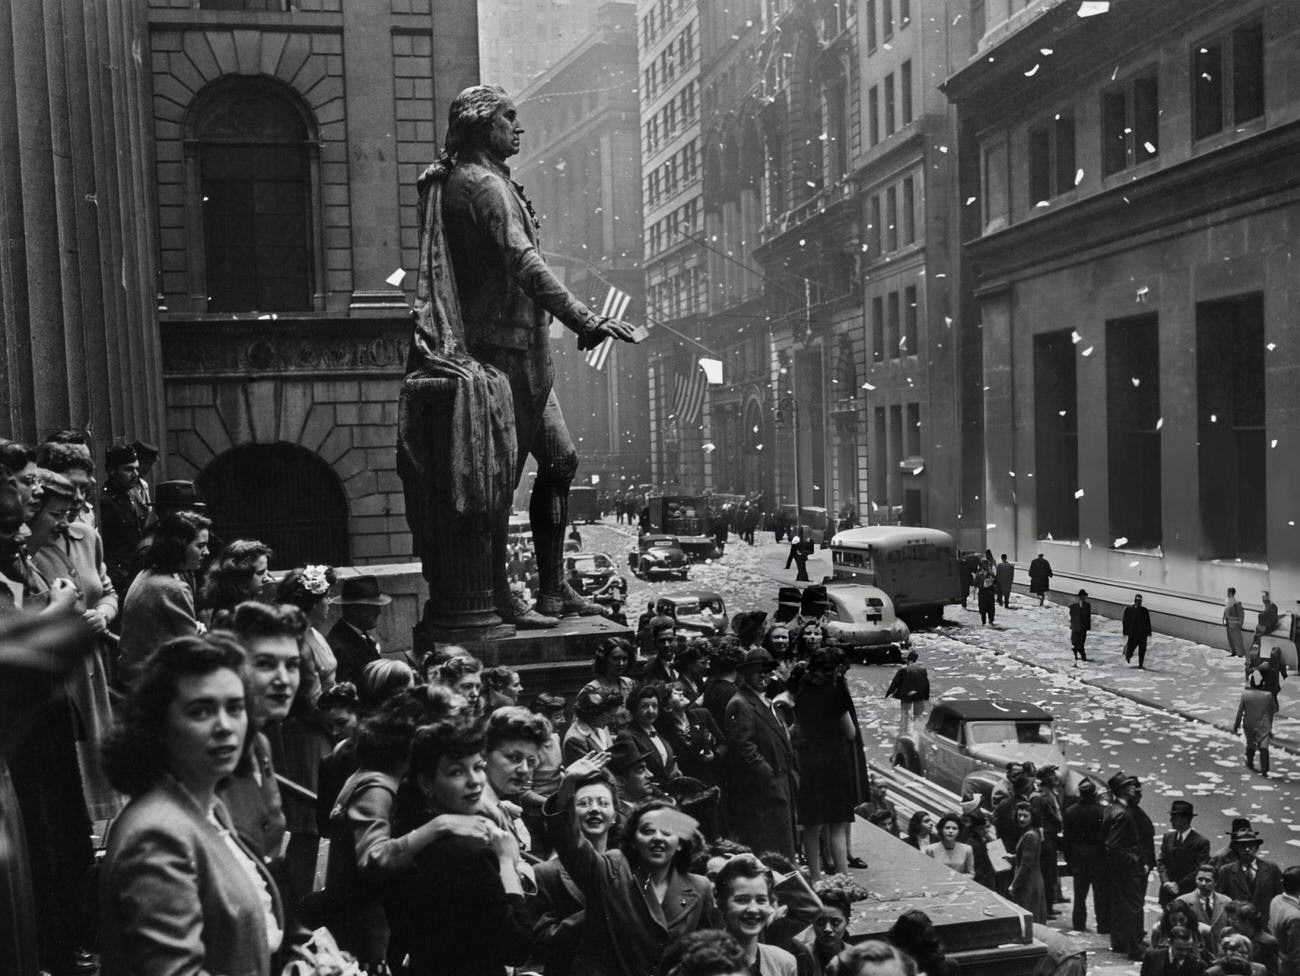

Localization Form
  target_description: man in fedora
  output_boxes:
[1158,800,1211,907]
[1103,771,1156,959]
[606,738,657,816]
[327,575,392,685]
[1069,589,1092,665]
[1123,593,1153,668]
[1217,823,1283,922]
[724,646,796,858]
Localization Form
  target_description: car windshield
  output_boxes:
[572,555,610,572]
[965,720,1055,745]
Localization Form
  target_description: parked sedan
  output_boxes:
[657,590,728,636]
[628,534,690,580]
[565,551,626,598]
[819,584,910,663]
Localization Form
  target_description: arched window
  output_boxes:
[187,78,321,313]
[197,443,350,568]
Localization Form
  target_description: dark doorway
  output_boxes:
[198,443,350,568]
[1106,314,1161,548]
[1034,329,1079,541]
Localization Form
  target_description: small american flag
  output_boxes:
[585,285,632,370]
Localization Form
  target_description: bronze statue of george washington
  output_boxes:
[399,84,635,630]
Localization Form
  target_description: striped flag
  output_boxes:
[585,285,632,370]
[672,363,708,426]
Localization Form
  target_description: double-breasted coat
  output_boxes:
[723,685,798,858]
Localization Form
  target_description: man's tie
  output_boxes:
[1248,863,1257,887]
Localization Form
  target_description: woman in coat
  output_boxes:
[119,511,211,685]
[386,720,531,976]
[791,647,857,881]
[656,679,725,786]
[619,681,677,785]
[923,814,974,876]
[562,686,623,766]
[1009,801,1048,922]
[98,636,286,976]
[714,856,797,976]
[546,751,718,976]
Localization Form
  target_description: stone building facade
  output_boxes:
[147,0,478,567]
[944,0,1300,605]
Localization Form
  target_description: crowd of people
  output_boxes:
[7,431,1300,976]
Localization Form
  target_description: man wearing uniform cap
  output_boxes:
[1158,800,1210,907]
[723,645,796,858]
[1102,771,1155,959]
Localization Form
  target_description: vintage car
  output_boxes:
[565,551,626,599]
[657,590,728,636]
[892,699,1104,805]
[628,534,690,580]
[819,584,910,663]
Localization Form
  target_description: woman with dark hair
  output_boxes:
[1008,801,1047,923]
[810,885,853,975]
[888,910,958,976]
[659,930,748,976]
[386,720,532,976]
[922,814,974,876]
[620,680,678,784]
[546,751,718,976]
[98,636,285,976]
[791,646,858,881]
[675,641,710,703]
[200,539,273,625]
[276,564,338,695]
[322,698,491,973]
[1149,899,1213,964]
[119,510,211,685]
[562,686,623,765]
[791,620,826,661]
[715,856,797,975]
[534,769,621,976]
[28,470,123,821]
[583,637,636,699]
[905,811,936,850]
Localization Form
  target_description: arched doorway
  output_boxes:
[197,443,350,568]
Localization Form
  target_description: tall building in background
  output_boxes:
[944,0,1300,605]
[514,2,650,491]
[637,0,708,489]
[478,0,605,95]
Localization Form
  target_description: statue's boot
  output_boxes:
[500,590,560,629]
[531,481,603,618]
[492,521,558,628]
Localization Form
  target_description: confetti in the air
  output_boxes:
[1081,346,1094,357]
[385,268,406,287]
[1074,489,1086,499]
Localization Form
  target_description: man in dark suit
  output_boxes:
[1063,778,1110,933]
[326,575,391,686]
[1217,825,1284,922]
[1104,772,1157,960]
[1158,800,1211,907]
[1139,927,1205,976]
[724,647,796,858]
[1123,593,1154,668]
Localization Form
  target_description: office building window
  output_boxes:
[882,0,893,39]
[871,296,884,362]
[868,85,880,146]
[1106,315,1162,548]
[1029,113,1076,202]
[867,0,877,50]
[1034,330,1079,540]
[885,185,898,251]
[901,60,913,124]
[1197,294,1265,560]
[1102,71,1159,176]
[884,73,896,135]
[901,176,915,244]
[1193,20,1264,140]
[886,290,900,360]
[903,285,918,355]
[868,194,882,255]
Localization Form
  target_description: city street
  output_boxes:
[581,517,1300,975]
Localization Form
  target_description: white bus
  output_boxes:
[829,525,963,625]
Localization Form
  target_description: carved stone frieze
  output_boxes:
[161,316,409,376]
